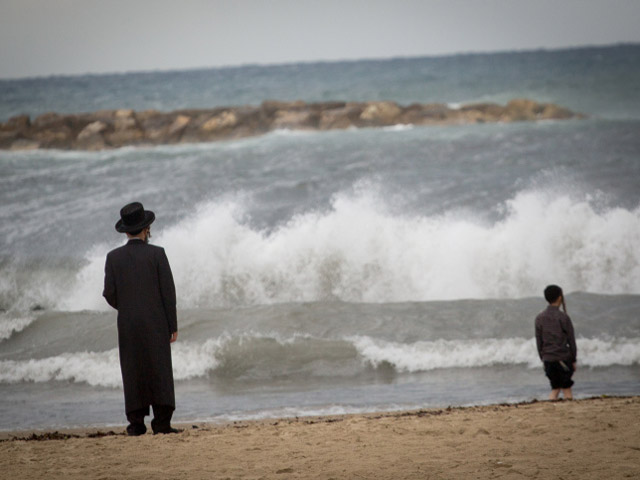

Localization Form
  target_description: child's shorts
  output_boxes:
[544,360,575,389]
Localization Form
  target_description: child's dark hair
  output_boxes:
[544,285,567,313]
[544,285,562,303]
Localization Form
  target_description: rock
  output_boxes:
[272,110,318,129]
[314,101,347,111]
[459,103,505,122]
[75,121,108,150]
[114,109,137,131]
[77,121,108,140]
[359,101,402,125]
[319,104,362,130]
[2,114,31,131]
[201,111,238,132]
[105,109,143,146]
[9,139,40,150]
[0,115,34,148]
[33,112,64,129]
[32,125,73,148]
[135,109,161,122]
[400,103,451,124]
[167,115,191,137]
[106,128,143,147]
[0,99,583,150]
[77,137,106,151]
[540,103,575,120]
[92,110,117,121]
[227,106,270,139]
[505,99,542,121]
[261,100,306,117]
[451,109,484,124]
[136,110,172,141]
[28,112,73,148]
[0,130,21,149]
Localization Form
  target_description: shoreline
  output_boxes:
[0,98,583,151]
[2,396,638,479]
[0,395,625,442]
[0,395,633,442]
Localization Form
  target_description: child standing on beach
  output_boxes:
[535,285,578,401]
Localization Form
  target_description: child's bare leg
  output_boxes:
[549,389,560,400]
[561,388,573,400]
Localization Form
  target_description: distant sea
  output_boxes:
[1,44,639,431]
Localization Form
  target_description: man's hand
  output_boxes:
[170,331,178,343]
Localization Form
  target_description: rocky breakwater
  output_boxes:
[0,99,583,151]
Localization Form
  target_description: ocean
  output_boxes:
[1,45,639,431]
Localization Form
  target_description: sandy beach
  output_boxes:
[1,396,638,479]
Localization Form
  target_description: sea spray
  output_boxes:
[57,242,118,311]
[53,186,640,311]
[3,184,638,313]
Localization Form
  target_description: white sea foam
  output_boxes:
[351,336,537,370]
[0,338,223,387]
[0,313,36,341]
[350,336,640,372]
[577,337,640,367]
[171,337,224,380]
[55,186,640,310]
[0,350,122,387]
[1,334,638,387]
[382,124,414,131]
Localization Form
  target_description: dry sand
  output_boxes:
[1,396,639,479]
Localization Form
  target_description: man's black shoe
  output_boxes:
[126,424,147,436]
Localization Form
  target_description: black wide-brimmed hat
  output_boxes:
[115,202,155,233]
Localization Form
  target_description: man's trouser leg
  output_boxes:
[126,406,149,436]
[151,405,175,434]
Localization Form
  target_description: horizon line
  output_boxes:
[1,41,637,82]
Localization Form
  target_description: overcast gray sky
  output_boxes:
[1,0,639,79]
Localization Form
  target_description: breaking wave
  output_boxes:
[2,185,639,312]
[1,334,637,387]
[350,336,640,371]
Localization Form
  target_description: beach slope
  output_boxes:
[1,396,638,479]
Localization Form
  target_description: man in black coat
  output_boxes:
[103,202,180,435]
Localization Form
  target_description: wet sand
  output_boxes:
[1,396,639,479]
